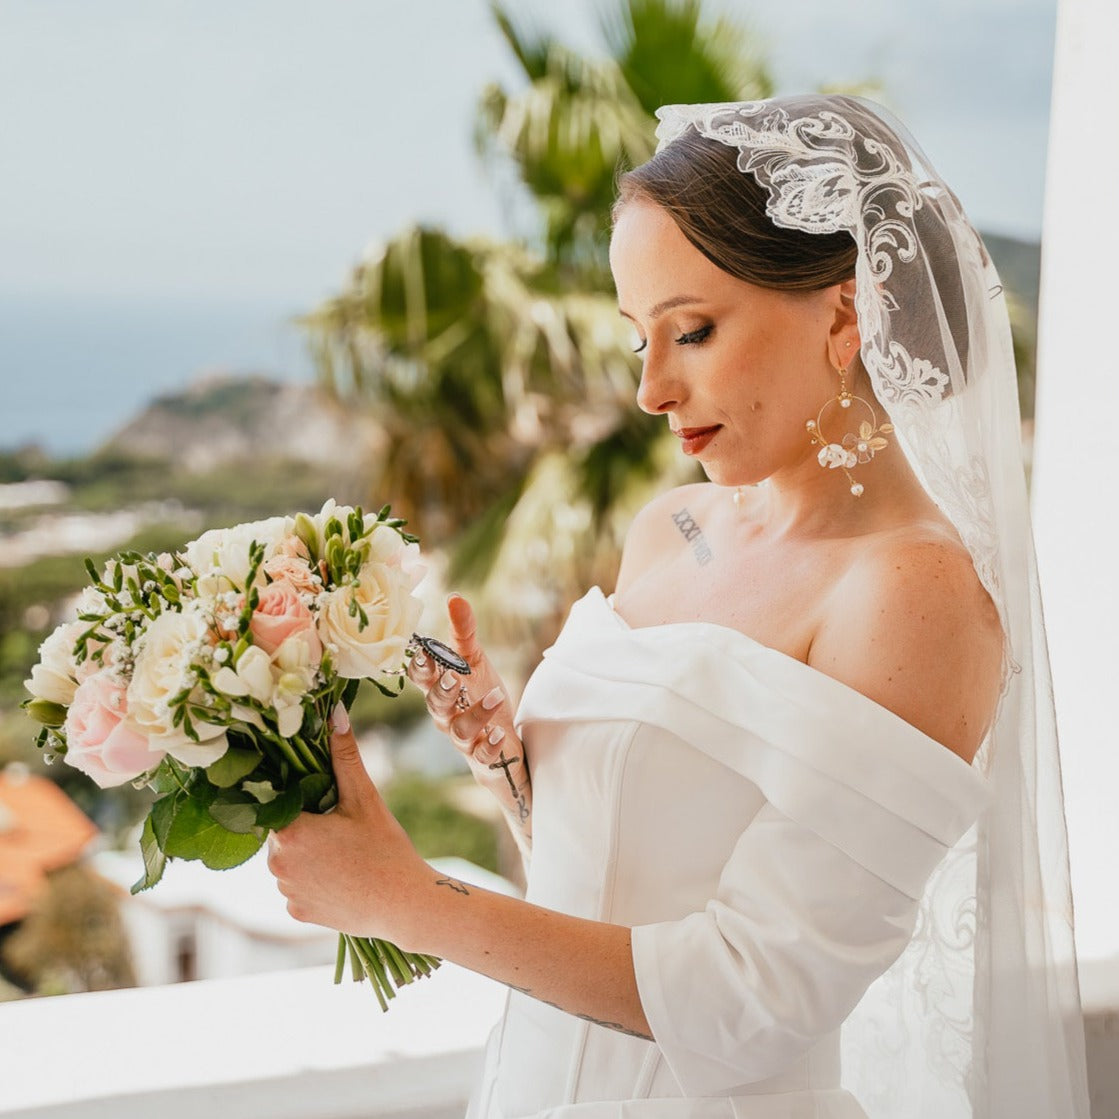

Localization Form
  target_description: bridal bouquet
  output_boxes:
[23,500,437,1009]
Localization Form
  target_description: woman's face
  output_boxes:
[609,198,856,489]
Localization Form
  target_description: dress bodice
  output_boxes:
[469,588,988,1119]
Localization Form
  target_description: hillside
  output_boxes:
[101,373,384,477]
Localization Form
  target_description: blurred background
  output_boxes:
[0,0,1053,1005]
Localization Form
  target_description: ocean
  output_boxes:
[0,292,317,457]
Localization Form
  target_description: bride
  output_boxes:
[267,96,1089,1117]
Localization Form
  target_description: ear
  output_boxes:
[828,279,861,367]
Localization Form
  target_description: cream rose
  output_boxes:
[64,669,165,788]
[127,607,229,767]
[365,523,425,587]
[183,516,293,593]
[24,621,85,706]
[317,560,422,679]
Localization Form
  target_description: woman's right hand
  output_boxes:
[406,594,532,847]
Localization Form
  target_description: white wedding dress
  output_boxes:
[467,587,989,1119]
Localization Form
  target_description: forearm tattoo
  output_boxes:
[510,985,653,1041]
[671,508,713,566]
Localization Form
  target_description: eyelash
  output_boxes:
[631,324,713,354]
[676,325,713,346]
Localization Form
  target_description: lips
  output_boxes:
[673,425,721,456]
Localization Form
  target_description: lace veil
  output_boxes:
[653,96,1089,1117]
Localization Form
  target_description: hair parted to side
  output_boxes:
[615,128,857,293]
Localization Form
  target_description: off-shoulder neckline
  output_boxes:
[589,585,983,775]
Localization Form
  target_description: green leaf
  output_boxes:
[208,797,259,835]
[370,676,405,699]
[150,790,184,850]
[255,784,303,831]
[149,759,188,796]
[161,795,264,869]
[131,813,168,894]
[243,779,279,804]
[341,679,360,709]
[299,773,336,814]
[207,746,262,788]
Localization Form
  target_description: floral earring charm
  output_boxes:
[806,366,893,497]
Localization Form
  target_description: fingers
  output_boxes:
[447,682,504,745]
[328,711,374,810]
[447,594,483,664]
[470,722,512,766]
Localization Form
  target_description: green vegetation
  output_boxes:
[385,773,499,873]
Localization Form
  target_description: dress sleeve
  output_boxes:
[630,802,924,1094]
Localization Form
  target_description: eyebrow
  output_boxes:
[618,294,706,322]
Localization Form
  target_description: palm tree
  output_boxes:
[302,1,774,653]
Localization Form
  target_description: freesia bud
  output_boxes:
[293,512,319,560]
[24,699,67,727]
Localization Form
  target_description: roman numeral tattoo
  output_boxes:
[671,508,713,566]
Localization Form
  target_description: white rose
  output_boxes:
[127,607,229,767]
[25,621,85,705]
[317,560,422,679]
[74,585,109,618]
[183,516,293,593]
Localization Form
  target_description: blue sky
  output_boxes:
[0,0,1057,450]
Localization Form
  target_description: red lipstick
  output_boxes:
[674,425,721,456]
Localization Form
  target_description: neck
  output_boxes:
[738,444,937,542]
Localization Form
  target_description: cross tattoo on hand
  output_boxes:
[488,750,521,794]
[489,748,531,824]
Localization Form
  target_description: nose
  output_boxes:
[635,347,681,415]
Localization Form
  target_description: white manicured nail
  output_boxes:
[482,687,504,711]
[487,726,505,746]
[331,704,350,733]
[413,652,427,668]
[439,671,457,691]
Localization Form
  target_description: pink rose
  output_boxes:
[276,534,311,560]
[261,553,320,596]
[250,579,323,662]
[64,671,165,788]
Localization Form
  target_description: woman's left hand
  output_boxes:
[266,707,427,946]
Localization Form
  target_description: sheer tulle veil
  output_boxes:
[653,96,1089,1118]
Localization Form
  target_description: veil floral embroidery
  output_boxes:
[654,96,1088,1117]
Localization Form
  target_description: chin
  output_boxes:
[702,461,766,488]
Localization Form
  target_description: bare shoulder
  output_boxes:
[616,483,716,593]
[810,528,1004,763]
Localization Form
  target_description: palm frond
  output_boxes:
[491,2,554,81]
[601,0,773,113]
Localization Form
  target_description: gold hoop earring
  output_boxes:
[806,367,893,497]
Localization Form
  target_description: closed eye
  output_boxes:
[675,324,713,345]
[632,338,647,355]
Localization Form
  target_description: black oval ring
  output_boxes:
[411,634,471,675]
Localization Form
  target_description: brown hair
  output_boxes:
[615,129,857,292]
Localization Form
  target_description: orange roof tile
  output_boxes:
[0,768,99,925]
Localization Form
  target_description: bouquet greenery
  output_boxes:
[24,500,437,1009]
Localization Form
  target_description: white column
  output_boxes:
[1032,0,1119,963]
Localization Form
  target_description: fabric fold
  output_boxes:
[517,588,989,901]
